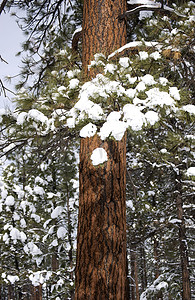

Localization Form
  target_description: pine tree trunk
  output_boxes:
[140,245,147,294]
[130,245,139,300]
[154,237,160,280]
[75,0,128,299]
[175,176,191,300]
[31,285,42,300]
[75,134,128,299]
[82,0,127,75]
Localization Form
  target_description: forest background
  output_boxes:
[0,0,194,299]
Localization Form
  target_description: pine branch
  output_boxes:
[118,3,186,20]
[0,0,8,15]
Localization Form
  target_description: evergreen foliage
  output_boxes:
[0,0,194,299]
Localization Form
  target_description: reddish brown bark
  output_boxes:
[82,0,127,75]
[75,134,127,299]
[31,285,42,300]
[75,0,128,298]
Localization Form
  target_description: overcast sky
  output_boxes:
[0,12,24,109]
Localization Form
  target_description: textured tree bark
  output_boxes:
[82,0,127,75]
[175,187,191,300]
[75,134,128,299]
[31,285,42,300]
[75,0,128,299]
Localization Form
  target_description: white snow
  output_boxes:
[123,104,145,131]
[99,120,127,140]
[182,104,195,115]
[169,87,180,101]
[29,271,44,286]
[7,275,19,284]
[160,148,167,154]
[57,227,67,239]
[51,206,64,219]
[80,123,97,138]
[136,81,146,92]
[10,228,27,243]
[145,111,159,125]
[58,86,66,92]
[125,88,136,99]
[146,88,175,107]
[156,281,168,290]
[150,51,161,60]
[72,27,82,38]
[119,57,130,68]
[139,51,149,60]
[125,75,137,85]
[24,242,42,256]
[186,167,195,177]
[128,0,156,4]
[69,78,80,89]
[104,63,117,74]
[34,186,45,196]
[31,213,41,223]
[141,74,156,85]
[17,112,28,125]
[91,148,108,166]
[5,195,15,206]
[159,77,168,86]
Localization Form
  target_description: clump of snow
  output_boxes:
[104,63,117,74]
[126,75,137,85]
[5,195,15,206]
[24,242,42,256]
[146,88,175,107]
[150,51,161,60]
[69,78,80,89]
[139,51,149,60]
[10,228,27,243]
[7,275,19,284]
[125,88,136,99]
[123,104,145,131]
[182,104,195,115]
[159,77,168,86]
[141,74,156,85]
[99,120,127,141]
[145,111,159,125]
[136,81,146,92]
[51,206,64,219]
[57,227,67,239]
[169,87,180,100]
[91,148,108,166]
[29,271,45,287]
[186,167,195,177]
[156,281,168,290]
[34,186,45,196]
[160,148,167,154]
[80,123,97,138]
[119,57,130,68]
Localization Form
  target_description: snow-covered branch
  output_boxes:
[119,3,185,20]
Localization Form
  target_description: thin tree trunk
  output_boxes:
[175,180,191,300]
[130,246,140,300]
[31,285,42,300]
[140,244,147,294]
[154,237,160,280]
[75,0,128,299]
